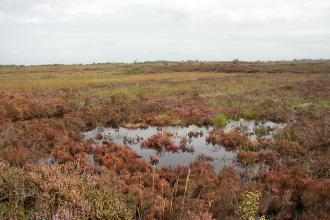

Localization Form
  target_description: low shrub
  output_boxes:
[0,161,135,220]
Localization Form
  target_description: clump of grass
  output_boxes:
[127,67,144,74]
[243,110,257,120]
[213,113,227,128]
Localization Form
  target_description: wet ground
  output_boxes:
[84,119,285,171]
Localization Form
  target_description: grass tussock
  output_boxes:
[213,113,227,128]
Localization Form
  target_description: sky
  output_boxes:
[0,0,330,65]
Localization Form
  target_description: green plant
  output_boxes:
[128,67,143,74]
[213,113,227,128]
[236,191,265,220]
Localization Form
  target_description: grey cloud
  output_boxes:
[0,0,329,64]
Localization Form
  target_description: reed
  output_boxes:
[169,169,183,217]
[180,168,191,218]
[138,174,143,220]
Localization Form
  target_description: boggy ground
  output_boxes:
[0,61,329,219]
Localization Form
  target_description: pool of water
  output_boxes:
[84,119,285,171]
[225,119,286,141]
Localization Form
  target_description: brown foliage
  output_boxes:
[207,129,252,151]
[141,132,178,152]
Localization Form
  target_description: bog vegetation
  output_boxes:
[0,61,329,219]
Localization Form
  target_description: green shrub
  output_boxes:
[233,59,240,64]
[213,113,227,128]
[236,191,265,220]
[128,67,144,74]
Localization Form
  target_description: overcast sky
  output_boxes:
[0,0,330,65]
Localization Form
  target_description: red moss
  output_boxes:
[0,92,70,122]
[257,164,330,219]
[206,129,252,150]
[2,147,38,166]
[172,102,216,125]
[141,132,178,152]
[237,151,259,165]
[93,143,151,175]
[273,140,305,159]
[211,167,242,218]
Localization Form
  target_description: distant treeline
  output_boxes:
[1,59,330,68]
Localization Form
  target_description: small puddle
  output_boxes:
[84,119,285,172]
[225,119,286,141]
